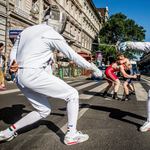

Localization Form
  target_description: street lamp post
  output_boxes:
[5,0,9,53]
[96,50,102,67]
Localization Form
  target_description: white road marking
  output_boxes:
[105,82,125,101]
[133,82,147,101]
[65,80,75,83]
[18,93,24,96]
[69,81,84,86]
[141,78,150,86]
[117,85,125,99]
[0,81,84,95]
[0,89,20,95]
[105,89,113,101]
[79,83,108,99]
[17,81,99,97]
[75,82,98,90]
[57,104,91,133]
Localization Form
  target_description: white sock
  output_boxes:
[2,111,42,137]
[147,90,150,122]
[66,99,79,137]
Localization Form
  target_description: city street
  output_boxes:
[0,75,150,150]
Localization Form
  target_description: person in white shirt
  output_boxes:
[0,8,102,145]
[118,41,150,132]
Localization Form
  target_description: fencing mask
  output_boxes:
[44,7,67,34]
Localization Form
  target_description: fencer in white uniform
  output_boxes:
[119,41,150,132]
[0,8,102,145]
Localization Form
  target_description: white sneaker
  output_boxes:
[0,131,18,142]
[8,81,14,83]
[140,121,150,132]
[13,78,16,82]
[64,131,89,146]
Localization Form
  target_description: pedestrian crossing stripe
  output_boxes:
[133,82,147,101]
[105,84,124,100]
[0,80,149,101]
[105,82,148,101]
[0,89,20,95]
[79,83,108,99]
[75,82,98,90]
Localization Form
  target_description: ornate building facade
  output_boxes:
[1,0,109,64]
[0,0,7,49]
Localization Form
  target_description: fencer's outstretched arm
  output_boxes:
[51,40,90,70]
[51,39,102,78]
[10,34,20,65]
[132,42,150,51]
[119,41,150,52]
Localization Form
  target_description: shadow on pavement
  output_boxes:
[17,120,65,144]
[0,104,30,124]
[0,105,65,144]
[90,105,147,129]
[59,104,88,111]
[82,91,112,98]
[58,104,146,130]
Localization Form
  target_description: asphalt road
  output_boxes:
[0,75,150,150]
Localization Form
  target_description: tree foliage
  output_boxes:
[99,12,146,64]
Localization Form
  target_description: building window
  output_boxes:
[32,0,36,3]
[66,22,69,32]
[84,3,86,13]
[60,0,63,7]
[79,12,81,23]
[78,32,80,41]
[70,26,72,34]
[86,6,88,14]
[75,8,77,20]
[74,29,76,40]
[71,4,73,16]
[82,38,84,47]
[85,40,87,49]
[66,0,68,11]
[17,0,23,8]
[85,23,87,29]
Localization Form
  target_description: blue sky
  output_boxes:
[93,0,150,42]
[93,0,150,59]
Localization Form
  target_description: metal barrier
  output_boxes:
[59,67,88,78]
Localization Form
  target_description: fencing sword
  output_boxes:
[42,36,119,48]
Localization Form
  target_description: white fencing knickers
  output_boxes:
[16,66,79,117]
[12,66,79,136]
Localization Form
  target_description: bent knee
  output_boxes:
[38,108,51,118]
[66,88,79,101]
[115,80,120,84]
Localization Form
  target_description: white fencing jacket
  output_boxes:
[133,42,150,51]
[10,23,91,70]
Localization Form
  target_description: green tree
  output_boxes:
[99,12,146,64]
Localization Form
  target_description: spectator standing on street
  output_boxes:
[6,60,15,83]
[2,54,6,74]
[0,43,5,90]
